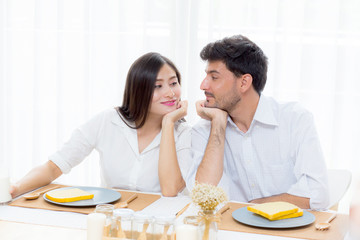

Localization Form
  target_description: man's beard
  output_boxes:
[204,89,241,113]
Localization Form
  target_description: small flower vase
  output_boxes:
[198,210,218,240]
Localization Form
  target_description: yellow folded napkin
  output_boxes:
[45,188,94,203]
[247,201,303,221]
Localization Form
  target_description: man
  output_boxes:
[187,35,329,210]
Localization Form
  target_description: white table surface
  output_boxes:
[0,195,309,240]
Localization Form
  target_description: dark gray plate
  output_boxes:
[43,186,121,207]
[232,206,315,229]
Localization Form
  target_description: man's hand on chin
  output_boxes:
[196,100,228,122]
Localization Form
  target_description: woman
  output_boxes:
[10,52,191,197]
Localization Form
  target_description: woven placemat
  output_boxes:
[9,184,161,214]
[218,202,349,240]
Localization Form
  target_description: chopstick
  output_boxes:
[176,203,191,218]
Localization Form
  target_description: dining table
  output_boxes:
[0,184,352,240]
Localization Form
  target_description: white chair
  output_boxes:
[327,169,352,210]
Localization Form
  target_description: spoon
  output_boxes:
[116,220,126,238]
[103,223,111,237]
[159,225,170,240]
[137,223,149,240]
[23,185,61,200]
[116,193,138,208]
[315,213,337,230]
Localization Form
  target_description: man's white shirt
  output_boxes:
[187,95,329,210]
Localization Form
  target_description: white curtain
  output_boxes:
[1,0,360,211]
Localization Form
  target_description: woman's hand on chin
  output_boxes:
[162,100,188,125]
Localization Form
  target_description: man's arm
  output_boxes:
[250,193,310,209]
[285,110,329,210]
[195,100,228,185]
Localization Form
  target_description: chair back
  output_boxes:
[327,169,352,210]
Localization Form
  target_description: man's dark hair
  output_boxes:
[200,35,268,95]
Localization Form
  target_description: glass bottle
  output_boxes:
[153,216,175,240]
[113,208,134,239]
[198,210,217,240]
[94,204,114,237]
[95,204,115,219]
[132,213,154,240]
[0,167,11,204]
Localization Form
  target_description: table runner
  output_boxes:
[9,184,161,214]
[218,202,349,240]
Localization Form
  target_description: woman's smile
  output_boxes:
[161,100,176,106]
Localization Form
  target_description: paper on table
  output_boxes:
[140,195,191,216]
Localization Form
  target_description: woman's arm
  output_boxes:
[10,160,62,198]
[158,100,188,197]
[9,110,107,199]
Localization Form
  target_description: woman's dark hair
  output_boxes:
[117,52,181,129]
[200,35,268,95]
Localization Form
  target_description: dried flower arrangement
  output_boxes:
[190,182,228,211]
[190,182,228,240]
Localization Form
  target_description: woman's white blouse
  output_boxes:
[49,108,192,193]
